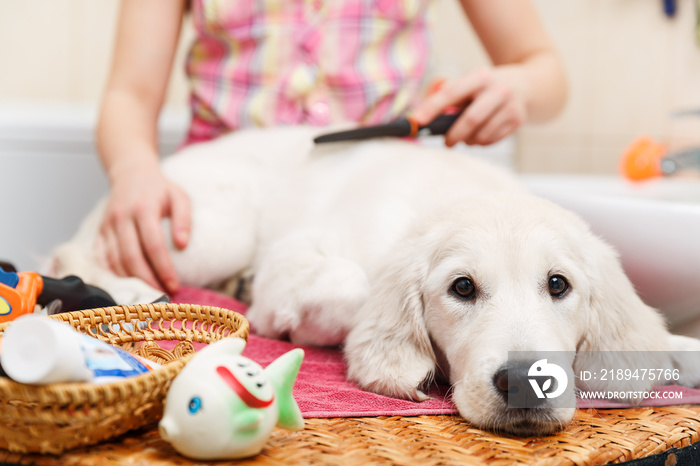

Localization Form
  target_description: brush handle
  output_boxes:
[419,113,461,136]
[313,107,465,144]
[38,275,117,312]
[661,148,700,174]
[313,119,413,144]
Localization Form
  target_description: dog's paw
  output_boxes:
[249,254,369,346]
[107,277,165,305]
[247,303,349,347]
[668,334,700,352]
[347,361,434,402]
[345,334,435,401]
[668,335,700,387]
[245,303,292,340]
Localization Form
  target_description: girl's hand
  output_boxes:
[411,67,527,147]
[96,162,191,294]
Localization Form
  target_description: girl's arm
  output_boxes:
[412,0,567,146]
[96,0,189,293]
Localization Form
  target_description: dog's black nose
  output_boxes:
[492,363,547,407]
[493,367,510,394]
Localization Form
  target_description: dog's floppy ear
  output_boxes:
[343,230,438,401]
[578,232,669,354]
[576,232,700,389]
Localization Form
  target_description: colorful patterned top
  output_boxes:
[184,0,434,144]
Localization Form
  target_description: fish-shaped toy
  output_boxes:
[159,338,304,460]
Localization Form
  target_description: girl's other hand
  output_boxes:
[96,160,191,295]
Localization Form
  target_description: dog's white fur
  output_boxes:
[48,127,700,435]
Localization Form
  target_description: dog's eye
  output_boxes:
[451,277,476,300]
[548,275,569,298]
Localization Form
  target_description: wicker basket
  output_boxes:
[0,302,249,455]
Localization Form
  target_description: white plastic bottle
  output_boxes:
[0,315,160,385]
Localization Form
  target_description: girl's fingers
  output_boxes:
[469,102,524,145]
[445,84,507,146]
[411,69,492,125]
[115,216,162,291]
[136,206,180,293]
[169,187,192,250]
[101,226,127,277]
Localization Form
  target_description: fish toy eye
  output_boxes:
[188,396,202,414]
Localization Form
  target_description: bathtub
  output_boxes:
[523,175,700,334]
[0,103,187,271]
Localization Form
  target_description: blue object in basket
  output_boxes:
[0,268,19,289]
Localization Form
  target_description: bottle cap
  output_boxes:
[0,316,92,384]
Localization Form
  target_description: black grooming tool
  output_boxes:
[313,110,463,144]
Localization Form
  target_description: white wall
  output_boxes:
[0,0,193,106]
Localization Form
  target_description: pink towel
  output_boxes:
[169,286,700,417]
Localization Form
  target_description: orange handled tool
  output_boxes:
[620,136,700,181]
[0,271,43,324]
[0,266,118,323]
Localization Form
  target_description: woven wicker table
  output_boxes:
[1,405,699,465]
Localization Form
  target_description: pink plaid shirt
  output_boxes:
[184,0,433,144]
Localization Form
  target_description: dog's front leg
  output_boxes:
[247,230,370,347]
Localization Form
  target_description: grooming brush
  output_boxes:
[313,109,463,144]
[314,76,466,144]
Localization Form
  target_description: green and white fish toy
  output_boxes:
[159,338,304,460]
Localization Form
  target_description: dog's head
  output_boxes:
[344,195,686,436]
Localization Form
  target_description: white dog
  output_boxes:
[48,127,700,435]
